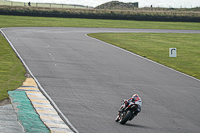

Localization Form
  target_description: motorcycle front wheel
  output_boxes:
[120,111,132,124]
[115,115,120,122]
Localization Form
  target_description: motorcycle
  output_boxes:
[115,101,139,124]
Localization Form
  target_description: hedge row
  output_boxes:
[0,6,199,22]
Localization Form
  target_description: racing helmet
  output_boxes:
[132,94,139,99]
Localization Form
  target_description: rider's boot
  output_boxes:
[118,107,125,113]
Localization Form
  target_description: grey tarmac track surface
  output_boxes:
[2,27,200,133]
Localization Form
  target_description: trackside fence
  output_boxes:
[0,1,92,9]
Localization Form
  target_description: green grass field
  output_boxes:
[0,15,200,30]
[0,34,26,101]
[0,15,200,102]
[89,33,200,79]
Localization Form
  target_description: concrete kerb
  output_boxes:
[0,28,79,133]
[0,104,25,133]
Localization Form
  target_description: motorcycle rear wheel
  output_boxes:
[120,111,132,124]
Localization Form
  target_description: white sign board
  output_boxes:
[169,48,177,57]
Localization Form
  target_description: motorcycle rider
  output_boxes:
[118,94,142,120]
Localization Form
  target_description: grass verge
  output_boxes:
[0,15,200,30]
[88,33,200,80]
[0,34,26,102]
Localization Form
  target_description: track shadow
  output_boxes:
[124,123,153,129]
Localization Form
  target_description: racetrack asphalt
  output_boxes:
[1,27,200,133]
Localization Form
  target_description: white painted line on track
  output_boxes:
[49,53,55,61]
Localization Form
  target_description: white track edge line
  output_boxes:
[85,33,200,82]
[0,28,79,133]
